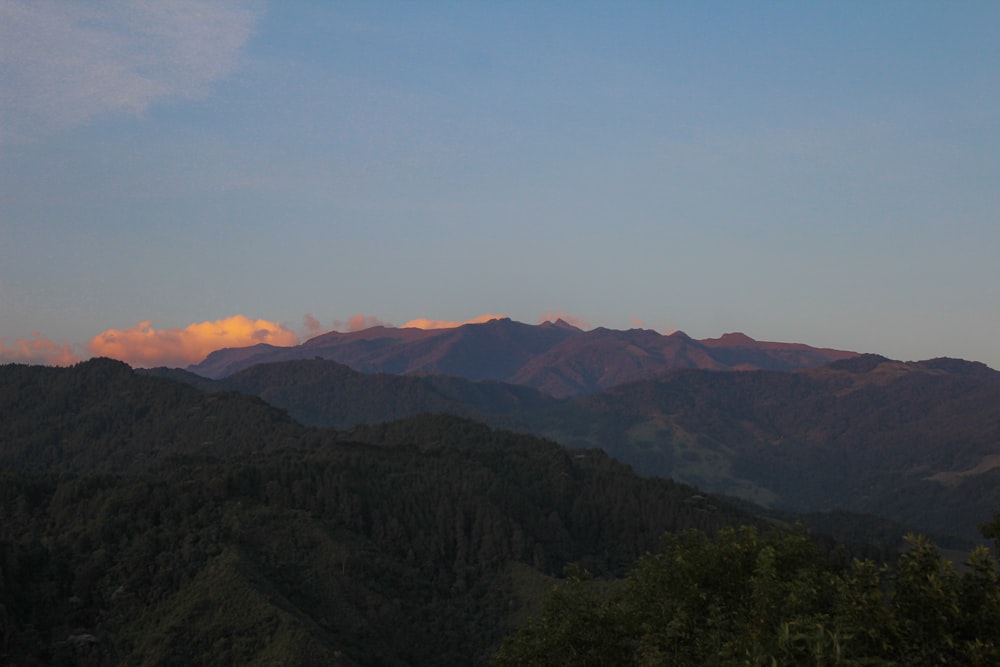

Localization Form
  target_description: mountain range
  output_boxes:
[5,323,999,663]
[188,318,857,397]
[166,320,1000,542]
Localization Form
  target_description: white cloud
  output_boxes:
[0,0,263,143]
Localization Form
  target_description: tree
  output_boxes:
[495,525,1000,666]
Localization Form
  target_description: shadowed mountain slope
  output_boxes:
[166,351,1000,541]
[221,358,557,430]
[144,358,557,431]
[542,355,1000,539]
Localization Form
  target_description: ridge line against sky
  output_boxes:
[0,312,598,368]
[2,1,998,370]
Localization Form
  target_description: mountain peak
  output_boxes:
[540,318,583,332]
[700,332,757,346]
[474,316,513,327]
[913,357,999,379]
[720,332,756,344]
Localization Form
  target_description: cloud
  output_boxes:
[302,313,324,338]
[329,314,393,332]
[401,314,506,330]
[0,0,263,143]
[629,317,647,329]
[87,315,299,367]
[0,332,83,366]
[336,314,392,332]
[536,312,589,330]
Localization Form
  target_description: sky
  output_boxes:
[1,1,998,370]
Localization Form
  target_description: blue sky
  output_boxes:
[1,1,998,368]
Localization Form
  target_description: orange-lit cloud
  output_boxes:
[87,315,300,368]
[537,312,589,330]
[0,333,82,366]
[629,317,647,329]
[401,314,506,330]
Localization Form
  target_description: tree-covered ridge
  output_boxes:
[496,521,1000,666]
[0,444,750,665]
[0,358,311,472]
[220,358,555,430]
[142,358,558,437]
[152,352,1000,541]
[0,359,768,665]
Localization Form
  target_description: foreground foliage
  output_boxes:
[495,523,1000,666]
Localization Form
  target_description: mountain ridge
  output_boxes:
[188,318,858,397]
[551,355,1000,539]
[160,349,1000,540]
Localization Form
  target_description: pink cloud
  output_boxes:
[303,313,324,338]
[0,333,82,366]
[629,317,647,329]
[87,315,300,367]
[344,314,391,332]
[330,315,392,332]
[401,314,506,330]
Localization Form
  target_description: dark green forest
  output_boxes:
[2,359,999,665]
[0,360,755,665]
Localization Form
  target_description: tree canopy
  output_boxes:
[495,525,1000,666]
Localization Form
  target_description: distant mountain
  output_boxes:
[540,355,1000,540]
[171,351,1000,541]
[187,318,857,397]
[220,358,557,430]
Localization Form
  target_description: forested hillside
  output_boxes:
[4,358,997,665]
[150,354,1000,541]
[0,358,308,472]
[193,358,554,431]
[0,359,759,665]
[543,355,1000,539]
